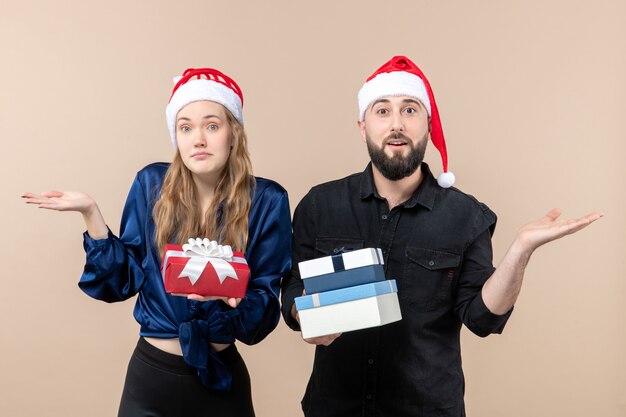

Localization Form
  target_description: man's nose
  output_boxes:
[390,111,404,132]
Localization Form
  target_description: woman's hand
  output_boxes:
[22,190,97,213]
[183,294,242,308]
[22,190,108,239]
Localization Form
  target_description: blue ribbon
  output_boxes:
[178,310,235,392]
[331,253,346,272]
[330,246,357,272]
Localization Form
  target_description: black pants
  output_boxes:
[118,337,255,417]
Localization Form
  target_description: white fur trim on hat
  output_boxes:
[165,79,243,148]
[357,71,431,121]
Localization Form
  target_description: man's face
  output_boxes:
[358,95,430,181]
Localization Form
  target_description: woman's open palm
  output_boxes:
[22,190,96,214]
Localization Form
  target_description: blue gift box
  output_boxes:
[302,264,386,294]
[296,279,397,310]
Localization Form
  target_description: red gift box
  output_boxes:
[161,242,250,298]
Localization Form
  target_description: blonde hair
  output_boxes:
[153,109,254,255]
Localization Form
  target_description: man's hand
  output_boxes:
[482,208,603,315]
[303,333,342,346]
[292,289,342,346]
[514,209,604,255]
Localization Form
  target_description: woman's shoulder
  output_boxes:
[249,177,291,231]
[124,163,170,201]
[253,176,288,202]
[133,162,170,185]
[137,162,170,177]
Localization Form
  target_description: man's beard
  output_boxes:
[366,131,428,181]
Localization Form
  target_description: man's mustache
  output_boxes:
[385,132,411,142]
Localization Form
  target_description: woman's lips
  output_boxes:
[191,152,212,159]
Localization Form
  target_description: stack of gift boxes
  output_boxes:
[295,248,402,339]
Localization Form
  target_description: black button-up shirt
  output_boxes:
[281,163,512,417]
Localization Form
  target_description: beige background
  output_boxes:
[1,0,624,416]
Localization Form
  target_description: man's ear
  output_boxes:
[357,120,367,143]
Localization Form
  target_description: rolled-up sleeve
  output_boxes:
[79,174,148,302]
[455,213,512,337]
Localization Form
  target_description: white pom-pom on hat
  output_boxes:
[437,171,455,188]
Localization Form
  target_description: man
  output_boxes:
[280,56,602,417]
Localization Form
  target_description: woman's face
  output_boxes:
[175,100,233,182]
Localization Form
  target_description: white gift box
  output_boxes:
[298,290,402,339]
[299,248,384,279]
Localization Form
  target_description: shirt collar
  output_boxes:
[359,162,440,210]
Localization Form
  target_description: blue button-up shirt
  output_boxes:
[80,162,291,391]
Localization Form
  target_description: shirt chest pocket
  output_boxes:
[401,247,461,312]
[314,237,364,256]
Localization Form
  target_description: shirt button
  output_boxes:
[428,260,435,266]
[381,214,388,220]
[366,394,373,400]
[368,359,374,365]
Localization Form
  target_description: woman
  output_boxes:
[23,67,291,417]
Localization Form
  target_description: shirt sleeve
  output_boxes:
[454,209,512,337]
[78,174,149,302]
[280,191,315,331]
[217,189,292,345]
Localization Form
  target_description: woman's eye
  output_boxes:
[405,107,416,114]
[208,124,219,131]
[376,108,388,115]
[179,125,191,132]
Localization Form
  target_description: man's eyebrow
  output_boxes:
[370,98,390,107]
[402,98,422,106]
[371,98,422,106]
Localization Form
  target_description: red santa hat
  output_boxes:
[165,68,244,148]
[357,56,455,188]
